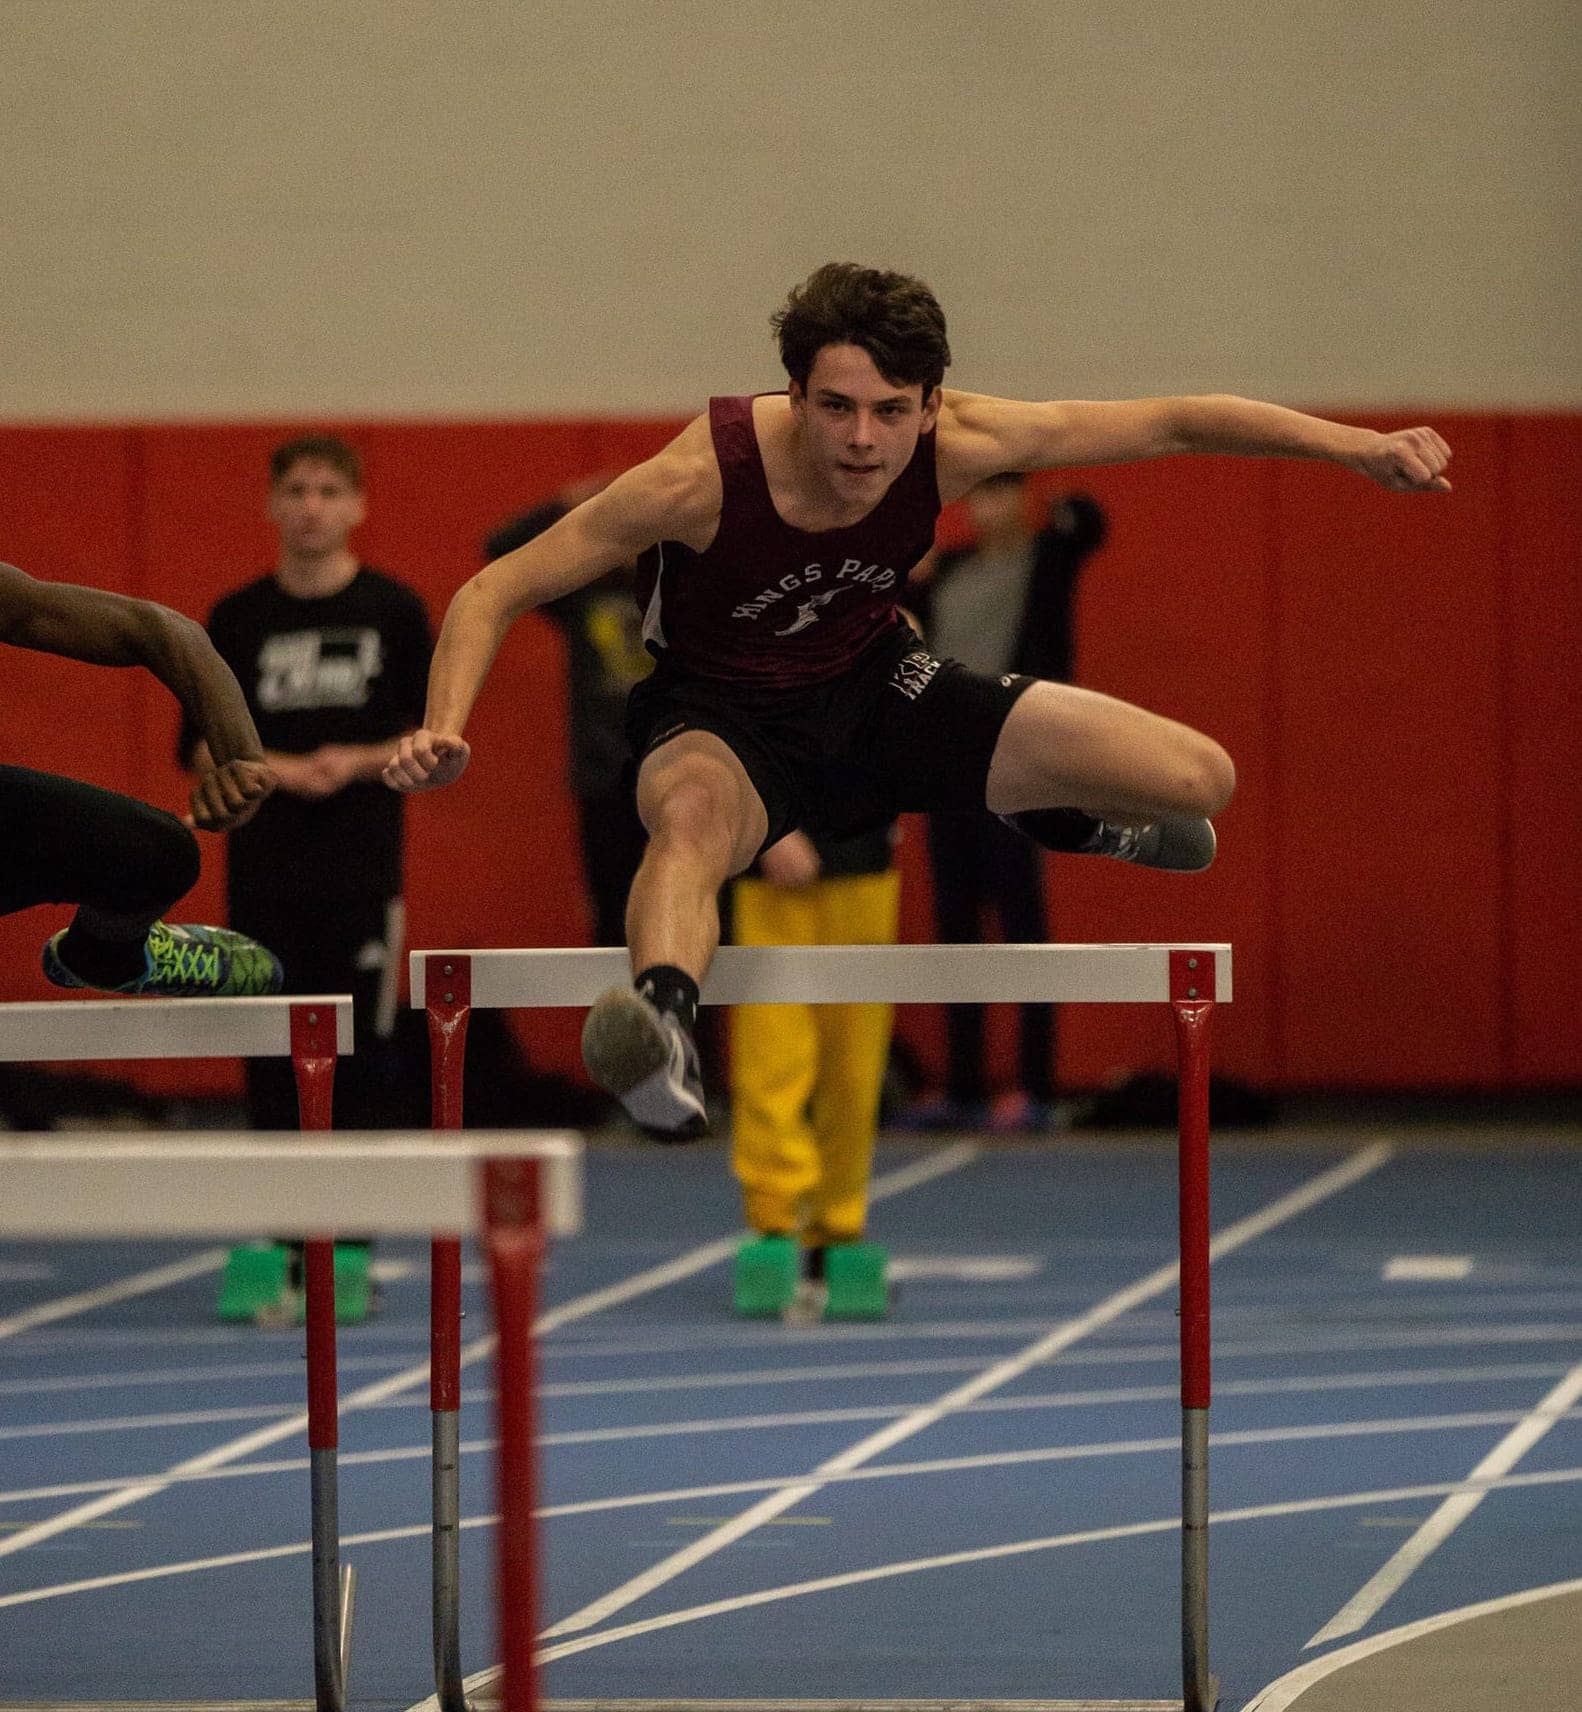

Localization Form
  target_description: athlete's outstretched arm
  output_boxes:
[385,416,721,793]
[0,560,274,830]
[937,391,1452,500]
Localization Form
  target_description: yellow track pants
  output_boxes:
[728,868,902,1247]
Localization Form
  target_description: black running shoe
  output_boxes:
[581,986,708,1140]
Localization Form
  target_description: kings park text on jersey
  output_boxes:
[732,557,901,621]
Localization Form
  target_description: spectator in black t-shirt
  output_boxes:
[183,435,433,1131]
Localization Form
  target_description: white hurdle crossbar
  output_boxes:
[0,993,354,1712]
[410,942,1230,1712]
[2,1130,581,1239]
[411,942,1232,1009]
[0,1129,581,1712]
[0,992,353,1062]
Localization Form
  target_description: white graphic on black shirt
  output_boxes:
[890,648,942,701]
[774,589,847,636]
[734,557,897,622]
[257,629,384,711]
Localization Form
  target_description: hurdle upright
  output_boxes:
[0,1124,582,1712]
[413,941,1230,1712]
[0,995,356,1712]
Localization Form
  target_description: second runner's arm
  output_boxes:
[0,560,274,830]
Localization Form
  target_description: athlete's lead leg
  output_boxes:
[986,680,1234,872]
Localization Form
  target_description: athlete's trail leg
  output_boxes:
[582,731,767,1138]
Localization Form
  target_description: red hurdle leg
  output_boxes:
[426,956,473,1712]
[483,1157,545,1712]
[1169,952,1218,1712]
[291,1003,353,1712]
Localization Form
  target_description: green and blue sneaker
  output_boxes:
[43,921,284,998]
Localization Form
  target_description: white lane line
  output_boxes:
[0,1144,979,1563]
[1383,1255,1473,1281]
[1305,1356,1582,1646]
[11,1316,1582,1405]
[6,1380,1576,1511]
[1247,1575,1582,1710]
[365,1356,987,1406]
[447,1466,1582,1697]
[0,1403,298,1443]
[543,1141,1395,1639]
[0,1248,229,1342]
[10,1360,1572,1509]
[13,1444,1582,1620]
[0,1353,413,1400]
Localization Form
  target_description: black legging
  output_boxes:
[0,764,199,920]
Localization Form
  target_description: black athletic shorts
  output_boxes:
[625,621,1037,852]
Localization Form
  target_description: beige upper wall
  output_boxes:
[2,0,1578,420]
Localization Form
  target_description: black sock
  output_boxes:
[635,964,700,1033]
[1003,808,1104,854]
[56,922,151,989]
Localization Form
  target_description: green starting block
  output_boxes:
[732,1234,798,1317]
[732,1235,890,1320]
[824,1240,889,1320]
[216,1242,373,1325]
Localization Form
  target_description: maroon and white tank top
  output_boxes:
[633,394,940,685]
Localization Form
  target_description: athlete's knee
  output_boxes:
[1181,736,1236,819]
[116,801,200,908]
[645,768,741,861]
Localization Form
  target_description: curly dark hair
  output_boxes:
[772,263,951,394]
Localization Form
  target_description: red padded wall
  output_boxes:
[4,411,1580,1097]
[1273,416,1508,1086]
[0,429,141,1007]
[1506,418,1582,1083]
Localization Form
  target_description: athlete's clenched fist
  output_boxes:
[1352,426,1453,493]
[383,729,471,792]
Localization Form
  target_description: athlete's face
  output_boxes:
[790,344,940,505]
[267,459,366,558]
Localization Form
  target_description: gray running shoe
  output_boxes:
[1083,815,1217,873]
[581,986,708,1140]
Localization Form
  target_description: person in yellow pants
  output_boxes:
[729,820,901,1321]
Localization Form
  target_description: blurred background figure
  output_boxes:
[485,481,652,948]
[183,436,433,1320]
[729,821,901,1323]
[906,477,1108,1132]
[186,436,433,1128]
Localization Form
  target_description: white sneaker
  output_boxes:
[581,986,708,1140]
[1001,810,1217,872]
